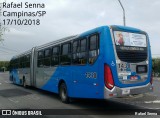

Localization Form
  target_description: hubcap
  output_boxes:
[61,87,66,100]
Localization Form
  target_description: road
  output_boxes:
[0,72,160,118]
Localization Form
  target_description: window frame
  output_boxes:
[38,50,44,59]
[88,33,100,65]
[72,38,87,65]
[89,34,99,51]
[60,42,72,65]
[37,50,44,67]
[80,38,87,52]
[43,48,51,67]
[44,48,51,58]
[51,45,60,66]
[72,40,79,53]
[52,46,60,56]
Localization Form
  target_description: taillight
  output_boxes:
[104,64,114,90]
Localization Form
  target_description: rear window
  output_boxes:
[114,31,147,47]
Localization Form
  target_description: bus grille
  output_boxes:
[117,51,147,63]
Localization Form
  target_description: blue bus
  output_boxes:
[9,25,153,103]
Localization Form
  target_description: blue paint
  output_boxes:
[40,25,152,98]
[11,69,21,85]
[10,25,152,99]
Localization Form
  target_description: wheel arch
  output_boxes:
[58,79,66,92]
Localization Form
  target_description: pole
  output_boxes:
[118,0,126,26]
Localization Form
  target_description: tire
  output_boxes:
[23,79,27,88]
[10,75,13,81]
[13,77,16,84]
[59,83,70,103]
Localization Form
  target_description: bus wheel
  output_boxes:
[59,83,70,103]
[23,79,27,88]
[13,78,16,84]
[11,75,13,81]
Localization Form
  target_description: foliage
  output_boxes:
[0,61,10,71]
[152,58,160,77]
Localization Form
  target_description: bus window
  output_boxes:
[53,46,59,55]
[51,46,60,66]
[72,40,80,64]
[79,39,87,65]
[89,34,99,64]
[23,56,27,68]
[19,57,23,68]
[16,58,20,69]
[26,55,30,68]
[72,39,87,65]
[44,48,51,67]
[22,55,30,68]
[60,43,71,65]
[45,49,51,57]
[73,40,79,53]
[80,39,87,52]
[38,51,44,67]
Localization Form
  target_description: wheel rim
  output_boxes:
[23,80,26,87]
[61,86,67,100]
[60,84,68,102]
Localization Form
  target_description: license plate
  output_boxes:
[122,89,130,95]
[130,76,138,81]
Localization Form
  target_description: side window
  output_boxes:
[11,59,16,69]
[89,34,99,64]
[9,60,13,70]
[51,46,60,66]
[38,51,44,59]
[44,48,51,67]
[38,50,44,67]
[45,49,51,57]
[15,59,17,68]
[72,38,87,65]
[79,39,87,65]
[19,57,23,68]
[23,55,30,68]
[81,39,87,52]
[26,55,30,68]
[17,58,20,69]
[11,59,15,69]
[60,43,71,65]
[53,46,59,55]
[23,56,26,68]
[72,40,79,64]
[73,40,79,53]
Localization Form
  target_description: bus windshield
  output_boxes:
[114,31,147,47]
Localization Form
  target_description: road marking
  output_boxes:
[145,100,160,104]
[8,98,19,103]
[28,94,40,100]
[4,81,12,84]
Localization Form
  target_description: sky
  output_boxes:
[0,0,160,61]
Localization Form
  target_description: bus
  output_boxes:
[9,25,153,103]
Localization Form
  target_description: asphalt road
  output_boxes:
[0,72,160,118]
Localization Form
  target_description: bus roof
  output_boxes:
[10,25,146,61]
[111,25,146,33]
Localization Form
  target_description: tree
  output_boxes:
[0,61,10,71]
[152,58,160,77]
[0,27,9,42]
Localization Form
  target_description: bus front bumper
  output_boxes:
[104,83,153,99]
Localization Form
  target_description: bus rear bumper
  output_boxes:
[104,83,153,99]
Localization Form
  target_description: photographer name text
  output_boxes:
[0,2,47,26]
